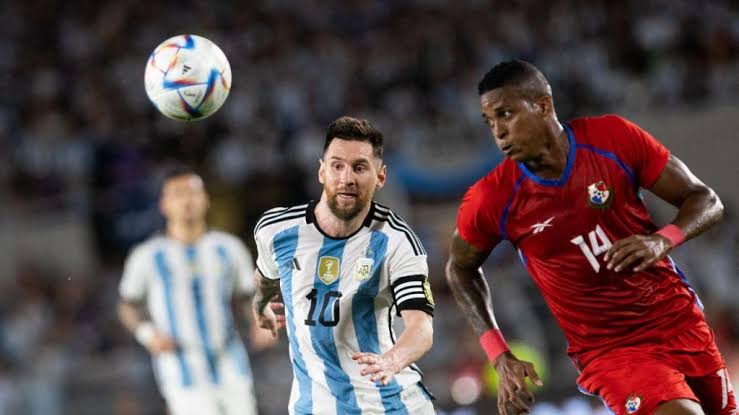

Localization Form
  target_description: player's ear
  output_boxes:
[318,158,326,184]
[375,163,386,189]
[536,96,553,116]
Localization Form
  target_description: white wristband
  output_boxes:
[134,322,156,346]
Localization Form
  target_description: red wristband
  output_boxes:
[480,328,510,363]
[656,224,686,247]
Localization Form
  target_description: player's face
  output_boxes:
[480,86,550,162]
[319,139,386,221]
[160,174,209,224]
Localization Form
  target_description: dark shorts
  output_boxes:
[576,320,736,415]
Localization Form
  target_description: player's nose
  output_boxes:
[494,125,508,141]
[339,168,355,184]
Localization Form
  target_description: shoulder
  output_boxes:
[462,159,522,214]
[569,113,630,130]
[129,234,166,256]
[254,203,310,239]
[124,234,166,266]
[371,202,426,256]
[569,114,643,145]
[207,230,248,251]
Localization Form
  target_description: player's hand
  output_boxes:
[254,299,286,338]
[145,332,177,354]
[352,352,401,386]
[249,320,280,350]
[604,233,672,273]
[494,352,542,415]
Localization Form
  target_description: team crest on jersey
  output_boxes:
[587,180,613,208]
[353,257,374,281]
[317,256,340,285]
[625,393,642,414]
[423,277,434,305]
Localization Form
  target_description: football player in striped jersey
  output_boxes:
[253,116,436,414]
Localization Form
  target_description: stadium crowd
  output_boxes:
[0,0,736,413]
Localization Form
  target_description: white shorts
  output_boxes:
[154,342,257,415]
[164,378,257,415]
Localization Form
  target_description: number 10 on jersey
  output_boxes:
[570,224,613,272]
[305,289,342,326]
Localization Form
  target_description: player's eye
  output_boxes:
[354,164,367,173]
[331,163,343,170]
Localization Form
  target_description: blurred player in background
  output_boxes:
[118,166,275,415]
[252,116,436,414]
[446,60,735,415]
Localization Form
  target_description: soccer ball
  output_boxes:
[144,34,231,121]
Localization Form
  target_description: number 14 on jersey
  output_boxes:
[570,224,613,272]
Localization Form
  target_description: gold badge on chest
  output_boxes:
[318,256,341,285]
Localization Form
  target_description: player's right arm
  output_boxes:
[445,230,541,415]
[251,269,285,338]
[118,299,176,354]
[117,244,175,354]
[252,222,287,338]
[448,175,541,414]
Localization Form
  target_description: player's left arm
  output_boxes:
[605,154,724,272]
[352,309,433,386]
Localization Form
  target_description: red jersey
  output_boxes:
[457,115,705,366]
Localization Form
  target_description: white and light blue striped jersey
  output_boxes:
[254,201,435,415]
[119,230,255,390]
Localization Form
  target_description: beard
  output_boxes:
[326,190,367,221]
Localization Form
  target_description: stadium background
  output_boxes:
[0,0,736,414]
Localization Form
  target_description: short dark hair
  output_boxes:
[324,116,384,159]
[160,164,201,193]
[478,59,552,99]
[163,164,199,181]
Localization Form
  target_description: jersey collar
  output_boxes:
[305,200,376,240]
[516,122,576,187]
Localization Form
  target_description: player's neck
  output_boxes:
[166,221,207,244]
[523,126,569,179]
[314,197,369,238]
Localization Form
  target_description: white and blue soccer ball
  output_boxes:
[144,34,232,121]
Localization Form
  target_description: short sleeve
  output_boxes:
[387,237,434,316]
[229,237,256,295]
[456,180,502,251]
[119,246,150,301]
[254,229,280,280]
[610,115,670,189]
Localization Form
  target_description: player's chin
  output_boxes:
[506,151,526,162]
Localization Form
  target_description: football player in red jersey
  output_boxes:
[445,60,735,415]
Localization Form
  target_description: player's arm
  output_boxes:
[605,154,723,272]
[446,230,541,415]
[229,237,280,349]
[251,269,286,338]
[233,292,280,350]
[352,309,433,386]
[118,299,176,354]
